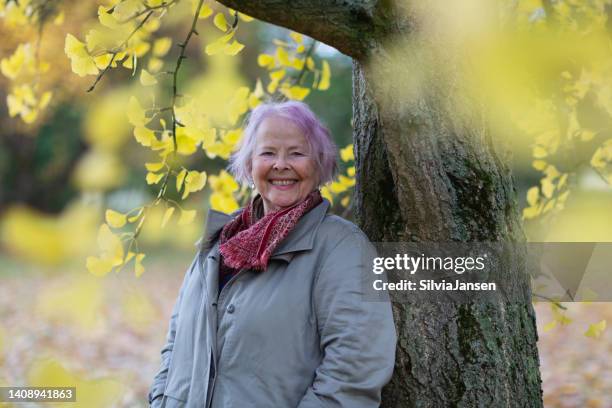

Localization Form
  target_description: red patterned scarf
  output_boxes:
[219,190,323,272]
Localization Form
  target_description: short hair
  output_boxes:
[228,101,338,186]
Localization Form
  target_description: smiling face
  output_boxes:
[251,115,318,215]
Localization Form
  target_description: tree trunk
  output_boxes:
[217,1,543,406]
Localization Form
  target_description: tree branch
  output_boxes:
[214,0,382,59]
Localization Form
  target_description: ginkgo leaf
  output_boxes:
[258,54,275,68]
[134,126,156,146]
[205,32,235,55]
[97,224,124,266]
[281,86,310,101]
[145,162,164,172]
[161,207,175,228]
[585,320,606,338]
[127,96,147,127]
[140,69,158,86]
[146,172,164,184]
[224,41,245,56]
[238,12,254,22]
[105,209,127,228]
[526,187,539,207]
[152,37,172,57]
[182,171,207,199]
[86,256,114,277]
[276,47,291,66]
[198,4,213,19]
[318,60,331,90]
[340,145,354,162]
[178,209,197,226]
[176,168,187,192]
[347,166,355,177]
[134,253,145,277]
[269,69,285,81]
[214,13,228,31]
[543,320,557,332]
[290,32,303,44]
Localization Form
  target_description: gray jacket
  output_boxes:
[148,199,396,408]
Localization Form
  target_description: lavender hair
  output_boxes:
[228,101,338,186]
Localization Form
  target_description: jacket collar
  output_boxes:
[200,198,330,262]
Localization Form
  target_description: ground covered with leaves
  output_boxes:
[0,258,610,407]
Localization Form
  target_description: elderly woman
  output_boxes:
[148,101,396,408]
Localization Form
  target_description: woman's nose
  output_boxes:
[273,155,289,170]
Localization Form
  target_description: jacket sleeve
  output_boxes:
[148,252,200,407]
[297,230,397,408]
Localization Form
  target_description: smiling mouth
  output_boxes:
[269,179,298,186]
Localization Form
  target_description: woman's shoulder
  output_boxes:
[317,213,371,246]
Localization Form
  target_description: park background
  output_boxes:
[0,0,611,407]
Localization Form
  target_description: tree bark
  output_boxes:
[216,1,543,406]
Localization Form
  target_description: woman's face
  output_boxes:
[251,116,318,214]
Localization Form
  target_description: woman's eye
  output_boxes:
[260,151,274,156]
[291,152,304,156]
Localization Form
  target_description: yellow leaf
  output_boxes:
[584,320,606,338]
[182,171,207,199]
[133,126,156,146]
[526,187,539,207]
[306,57,315,70]
[291,58,305,70]
[532,160,547,171]
[282,86,310,101]
[210,192,239,213]
[340,145,354,162]
[105,209,127,228]
[198,4,213,19]
[258,54,275,68]
[276,46,290,66]
[161,206,175,228]
[338,175,355,187]
[97,224,124,267]
[148,57,164,73]
[134,253,145,277]
[522,205,540,220]
[176,168,187,192]
[214,13,228,31]
[146,172,164,184]
[318,60,331,90]
[140,69,158,86]
[533,145,548,159]
[152,37,172,57]
[205,32,235,55]
[127,97,147,127]
[347,166,355,177]
[541,178,554,198]
[178,209,197,226]
[224,40,245,56]
[86,256,114,277]
[290,32,303,44]
[238,12,254,22]
[145,162,164,172]
[341,196,350,207]
[320,186,333,204]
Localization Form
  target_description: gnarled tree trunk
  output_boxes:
[217,1,543,406]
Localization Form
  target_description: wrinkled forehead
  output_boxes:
[254,115,311,149]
